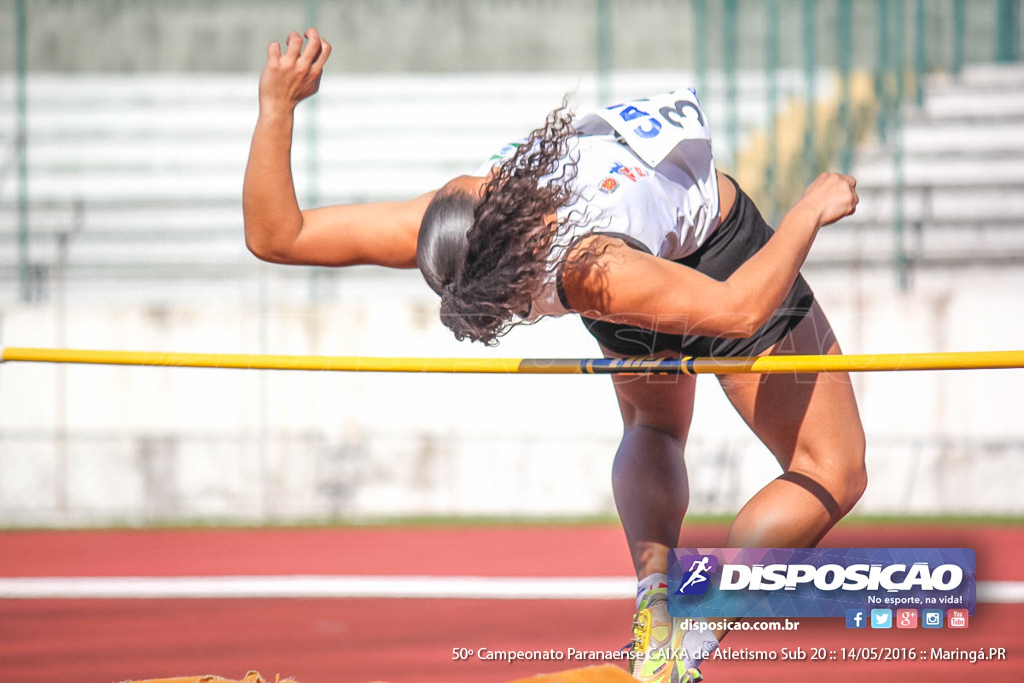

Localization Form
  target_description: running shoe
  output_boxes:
[628,584,703,683]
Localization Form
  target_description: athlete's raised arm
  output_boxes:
[243,28,427,269]
[562,172,859,338]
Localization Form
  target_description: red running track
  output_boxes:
[1,521,1023,683]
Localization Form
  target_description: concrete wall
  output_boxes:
[2,260,1022,526]
[1,0,1014,74]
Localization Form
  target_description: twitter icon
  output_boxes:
[870,609,893,629]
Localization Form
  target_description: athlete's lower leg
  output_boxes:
[608,371,704,681]
[612,424,689,579]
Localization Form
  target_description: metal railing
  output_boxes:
[2,0,1022,301]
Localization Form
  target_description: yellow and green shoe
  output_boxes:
[628,584,703,683]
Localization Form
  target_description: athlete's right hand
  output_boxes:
[258,28,332,113]
[796,172,859,228]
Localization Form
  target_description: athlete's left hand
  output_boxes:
[258,27,332,114]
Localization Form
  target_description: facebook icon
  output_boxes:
[845,609,867,629]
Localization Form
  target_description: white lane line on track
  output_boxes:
[977,580,1024,604]
[0,576,1021,602]
[0,576,635,600]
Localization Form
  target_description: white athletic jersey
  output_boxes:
[477,90,720,320]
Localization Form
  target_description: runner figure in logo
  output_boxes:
[678,555,717,596]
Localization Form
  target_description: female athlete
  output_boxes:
[243,29,867,683]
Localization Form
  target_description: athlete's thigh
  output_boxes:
[716,301,864,472]
[605,347,698,441]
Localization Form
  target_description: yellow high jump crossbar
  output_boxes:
[2,347,1023,375]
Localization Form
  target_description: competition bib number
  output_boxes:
[595,89,711,167]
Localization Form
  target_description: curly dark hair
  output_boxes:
[437,102,580,345]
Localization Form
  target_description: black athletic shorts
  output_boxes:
[579,179,814,358]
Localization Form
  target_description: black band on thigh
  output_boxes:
[579,179,814,358]
[777,471,843,523]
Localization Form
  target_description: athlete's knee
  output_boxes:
[614,423,686,460]
[616,404,692,441]
[790,436,867,519]
[636,416,690,441]
[836,428,868,512]
[829,459,867,517]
